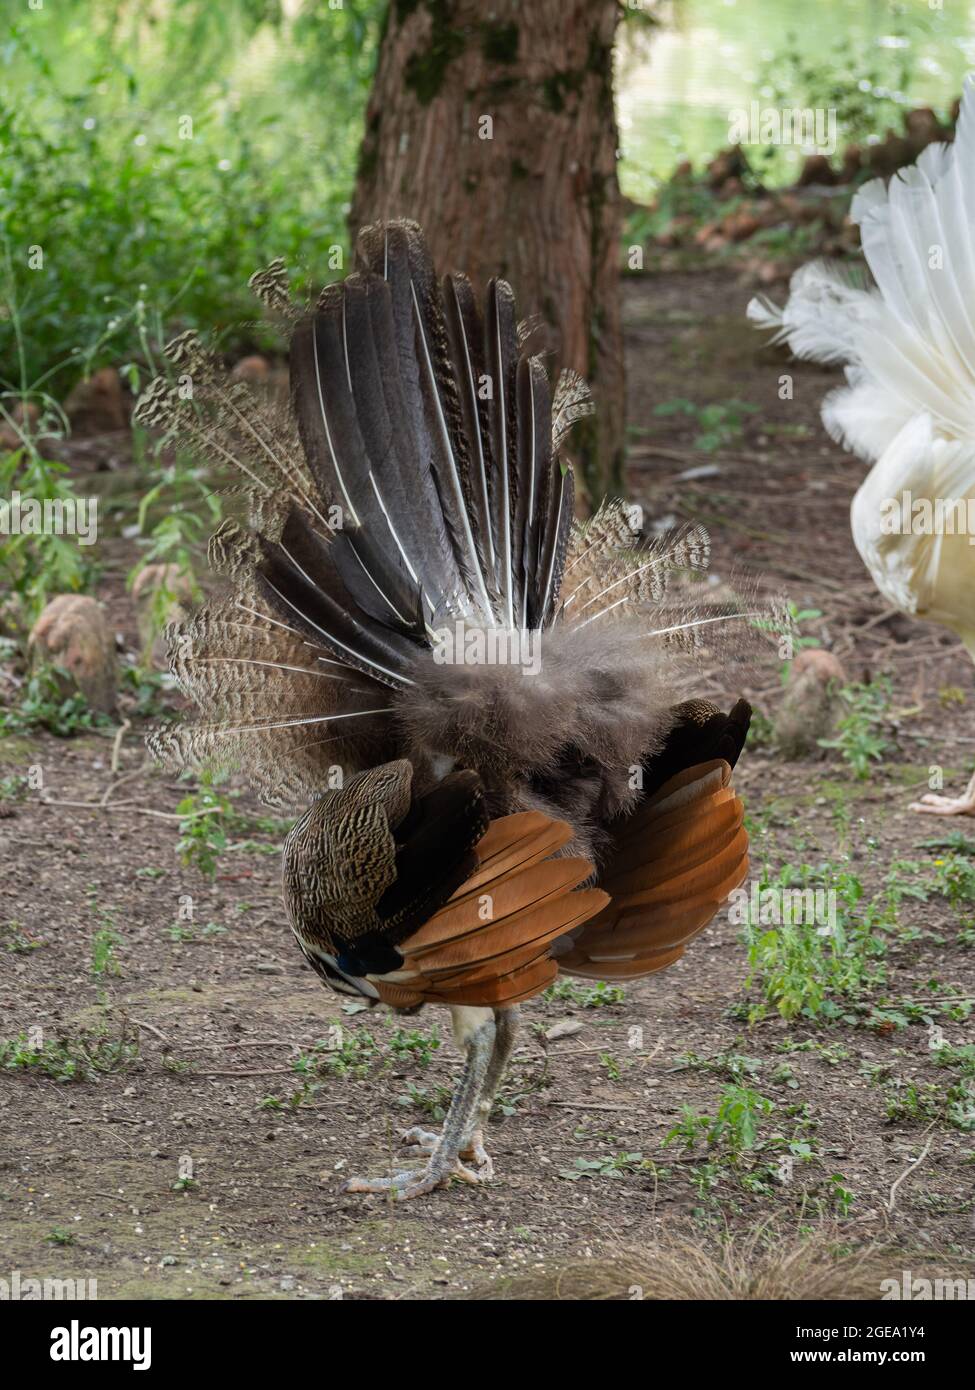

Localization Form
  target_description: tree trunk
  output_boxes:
[351,0,625,504]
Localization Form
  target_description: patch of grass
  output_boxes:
[741,858,892,1022]
[559,1151,654,1181]
[91,914,122,978]
[543,979,626,1008]
[175,771,229,878]
[652,396,758,453]
[818,677,895,780]
[0,666,109,738]
[0,1022,139,1081]
[389,1026,441,1068]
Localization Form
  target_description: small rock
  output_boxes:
[131,562,196,662]
[28,594,117,714]
[231,355,270,384]
[545,1020,585,1041]
[774,648,847,758]
[706,145,750,191]
[796,153,836,187]
[63,367,128,435]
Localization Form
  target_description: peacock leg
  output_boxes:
[910,769,975,817]
[399,1005,520,1172]
[460,1004,519,1170]
[344,1008,496,1198]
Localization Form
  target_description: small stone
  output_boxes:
[63,367,128,434]
[29,594,117,714]
[545,1020,585,1041]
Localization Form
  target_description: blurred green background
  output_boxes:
[0,0,968,392]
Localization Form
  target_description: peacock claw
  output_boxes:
[399,1126,440,1155]
[399,1125,494,1175]
[342,1152,493,1199]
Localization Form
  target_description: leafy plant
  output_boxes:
[0,5,384,393]
[542,978,626,1008]
[559,1151,652,1181]
[818,678,895,779]
[0,1022,139,1081]
[665,1085,774,1155]
[91,918,123,977]
[653,397,758,453]
[741,858,893,1021]
[389,1026,441,1069]
[175,771,229,878]
[0,666,109,737]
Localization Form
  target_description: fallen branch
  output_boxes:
[109,718,131,777]
[887,1130,935,1213]
[39,796,221,822]
[131,1018,169,1045]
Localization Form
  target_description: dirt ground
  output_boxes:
[2,268,974,1300]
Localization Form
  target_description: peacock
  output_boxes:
[137,220,755,1198]
[749,78,975,817]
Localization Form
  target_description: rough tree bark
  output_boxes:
[351,0,625,504]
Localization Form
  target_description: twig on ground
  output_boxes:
[887,1130,935,1213]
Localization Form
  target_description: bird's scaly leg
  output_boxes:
[400,1005,520,1172]
[910,769,975,817]
[344,1009,496,1199]
[461,1004,519,1169]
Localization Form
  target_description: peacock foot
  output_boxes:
[343,1151,493,1200]
[399,1125,494,1175]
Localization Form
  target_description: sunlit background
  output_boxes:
[2,0,971,386]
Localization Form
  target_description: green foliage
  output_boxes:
[396,1081,452,1122]
[758,29,922,153]
[884,1076,975,1133]
[652,397,758,453]
[0,1023,139,1081]
[0,666,109,737]
[2,921,43,953]
[0,2,384,391]
[294,1027,380,1081]
[666,1084,774,1154]
[175,771,230,878]
[930,853,975,910]
[389,1025,441,1068]
[91,918,122,977]
[119,664,170,720]
[741,858,892,1021]
[0,449,96,621]
[543,978,626,1008]
[559,1151,653,1181]
[818,677,895,779]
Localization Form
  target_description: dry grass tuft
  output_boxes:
[477,1225,963,1301]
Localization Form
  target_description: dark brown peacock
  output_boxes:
[137,221,756,1198]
